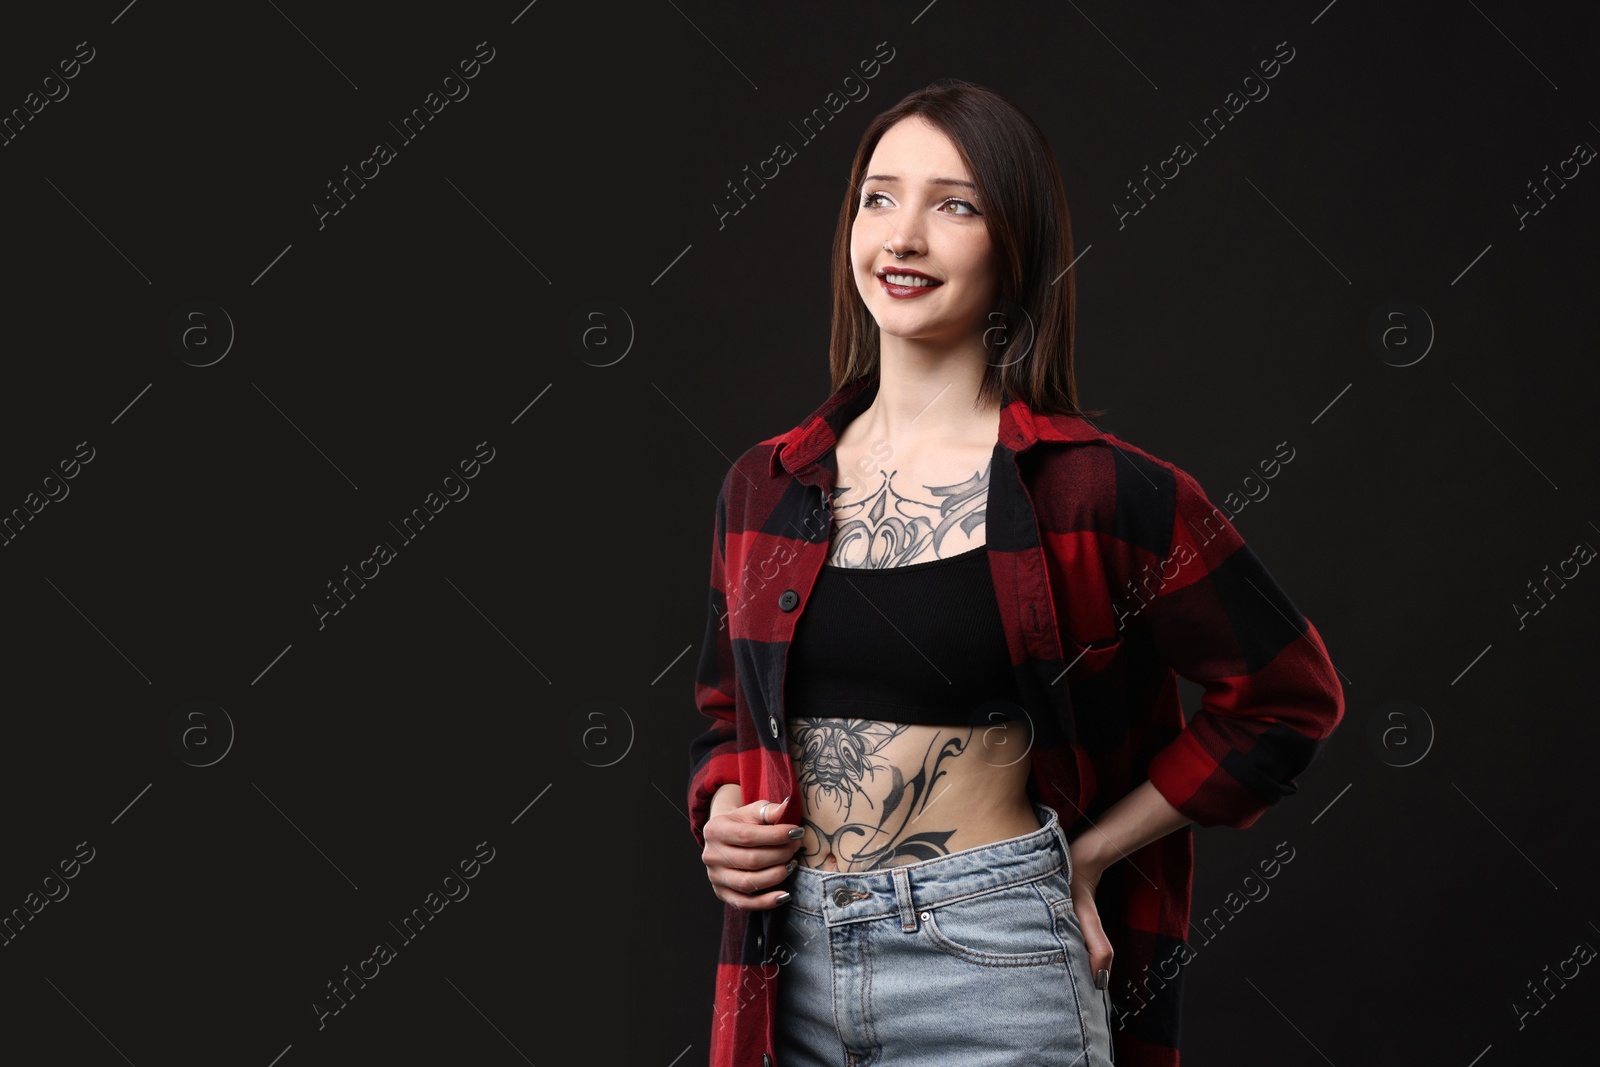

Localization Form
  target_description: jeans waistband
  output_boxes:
[782,802,1071,932]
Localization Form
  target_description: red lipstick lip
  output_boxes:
[877,271,942,299]
[875,266,941,282]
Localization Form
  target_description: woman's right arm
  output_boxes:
[688,472,743,848]
[709,781,744,819]
[687,471,801,909]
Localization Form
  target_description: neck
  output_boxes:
[862,336,1000,444]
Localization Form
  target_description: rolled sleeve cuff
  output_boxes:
[1145,726,1285,830]
[687,733,740,849]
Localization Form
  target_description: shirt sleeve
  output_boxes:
[1142,464,1345,829]
[687,470,742,850]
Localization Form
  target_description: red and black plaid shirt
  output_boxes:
[687,371,1345,1067]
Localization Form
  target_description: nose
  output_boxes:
[883,230,923,259]
[881,210,925,260]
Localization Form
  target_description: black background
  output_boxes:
[1,2,1596,1065]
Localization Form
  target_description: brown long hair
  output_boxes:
[828,78,1105,418]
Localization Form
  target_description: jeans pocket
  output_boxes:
[919,881,1065,967]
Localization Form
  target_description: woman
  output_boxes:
[688,79,1344,1067]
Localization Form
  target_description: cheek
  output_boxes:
[850,225,873,267]
[961,241,998,300]
[849,230,877,291]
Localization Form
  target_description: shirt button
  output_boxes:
[778,589,799,611]
[769,715,780,738]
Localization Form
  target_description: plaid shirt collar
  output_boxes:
[768,370,1107,482]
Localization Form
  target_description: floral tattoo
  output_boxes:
[789,717,967,870]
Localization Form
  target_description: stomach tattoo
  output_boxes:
[788,716,1023,873]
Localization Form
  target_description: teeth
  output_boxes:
[884,273,936,287]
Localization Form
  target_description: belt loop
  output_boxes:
[1041,803,1072,875]
[892,867,917,931]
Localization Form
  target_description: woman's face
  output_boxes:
[850,117,998,349]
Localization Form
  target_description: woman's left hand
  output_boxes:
[1065,843,1113,990]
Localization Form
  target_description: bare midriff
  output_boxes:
[785,716,1039,872]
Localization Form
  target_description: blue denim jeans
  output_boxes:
[771,802,1115,1066]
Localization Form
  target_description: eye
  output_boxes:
[860,191,981,215]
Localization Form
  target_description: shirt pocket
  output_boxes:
[1062,633,1123,677]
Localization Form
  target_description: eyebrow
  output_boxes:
[859,174,978,191]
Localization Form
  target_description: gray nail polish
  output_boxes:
[788,827,804,839]
[1095,968,1109,990]
[775,891,792,904]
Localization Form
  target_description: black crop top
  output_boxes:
[784,543,1029,728]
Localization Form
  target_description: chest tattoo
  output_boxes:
[829,462,990,568]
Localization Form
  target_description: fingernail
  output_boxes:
[1095,968,1109,990]
[788,827,804,839]
[775,891,792,904]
